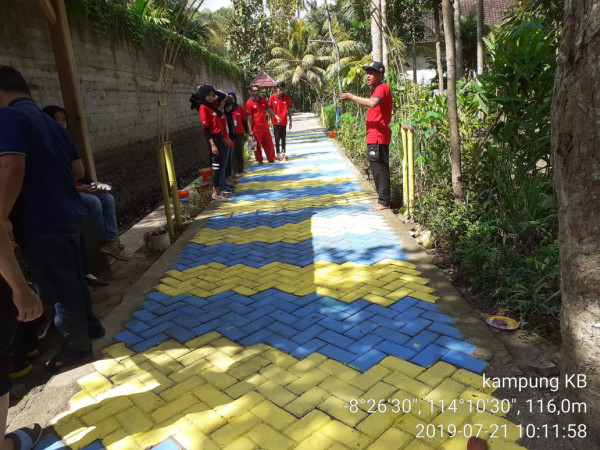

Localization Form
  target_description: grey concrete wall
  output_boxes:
[0,1,244,225]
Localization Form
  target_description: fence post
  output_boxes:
[407,126,415,217]
[163,142,182,228]
[157,144,175,238]
[401,127,409,210]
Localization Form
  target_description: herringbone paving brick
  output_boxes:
[35,128,524,449]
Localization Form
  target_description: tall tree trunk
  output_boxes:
[453,0,463,79]
[381,0,388,68]
[552,0,600,445]
[442,0,463,203]
[412,41,417,84]
[476,0,484,75]
[371,0,383,61]
[434,1,444,93]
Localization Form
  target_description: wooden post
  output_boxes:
[401,127,409,210]
[46,0,96,179]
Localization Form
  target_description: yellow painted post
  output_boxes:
[163,142,182,228]
[157,144,175,238]
[407,127,415,217]
[401,127,409,211]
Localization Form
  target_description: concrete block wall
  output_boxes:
[0,1,245,225]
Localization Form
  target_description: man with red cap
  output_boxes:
[246,84,279,164]
[341,61,392,210]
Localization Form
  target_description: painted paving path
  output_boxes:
[36,120,524,449]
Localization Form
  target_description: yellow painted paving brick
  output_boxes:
[77,372,113,399]
[148,352,184,375]
[174,425,219,450]
[286,368,329,395]
[151,394,198,423]
[100,342,135,360]
[360,381,398,407]
[321,421,372,449]
[68,390,98,412]
[319,396,367,427]
[159,375,205,401]
[424,378,467,404]
[417,362,457,387]
[79,397,133,426]
[251,400,297,430]
[176,346,215,367]
[157,339,191,360]
[228,355,271,380]
[262,348,300,369]
[256,380,296,407]
[367,427,413,449]
[143,369,175,393]
[260,363,298,385]
[294,431,336,450]
[223,436,258,450]
[318,360,360,382]
[284,386,329,417]
[209,411,262,447]
[207,350,238,371]
[452,369,496,394]
[201,369,238,390]
[104,432,141,450]
[288,353,328,376]
[192,383,233,409]
[225,373,267,398]
[182,402,227,434]
[350,365,392,391]
[247,422,295,449]
[381,357,425,378]
[115,406,154,434]
[93,359,127,377]
[409,291,440,303]
[384,373,432,398]
[403,439,437,449]
[215,391,265,420]
[320,376,364,403]
[168,359,212,384]
[130,390,166,413]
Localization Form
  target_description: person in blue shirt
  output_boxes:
[0,65,104,374]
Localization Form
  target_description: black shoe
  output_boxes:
[89,326,106,339]
[36,316,51,340]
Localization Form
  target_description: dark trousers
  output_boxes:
[369,144,391,206]
[219,145,232,189]
[210,133,225,188]
[16,221,101,357]
[0,279,18,396]
[273,125,287,153]
[232,134,245,174]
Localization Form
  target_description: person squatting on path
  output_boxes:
[0,66,105,373]
[341,61,393,211]
[0,220,44,450]
[192,85,228,200]
[226,90,249,177]
[42,105,130,265]
[269,81,293,161]
[245,84,280,164]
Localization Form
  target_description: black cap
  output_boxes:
[276,81,286,88]
[362,61,385,73]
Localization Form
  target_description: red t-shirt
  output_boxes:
[269,94,292,126]
[245,96,270,131]
[366,82,392,145]
[199,103,224,136]
[232,104,247,134]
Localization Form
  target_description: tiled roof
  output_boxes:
[421,0,516,43]
[250,70,278,88]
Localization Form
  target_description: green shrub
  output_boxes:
[323,104,337,130]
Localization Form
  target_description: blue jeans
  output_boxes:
[219,146,232,189]
[16,221,101,356]
[79,191,118,242]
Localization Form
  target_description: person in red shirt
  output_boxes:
[226,90,249,176]
[341,61,393,210]
[192,85,228,199]
[269,82,293,160]
[245,84,279,164]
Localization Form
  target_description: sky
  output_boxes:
[200,0,232,11]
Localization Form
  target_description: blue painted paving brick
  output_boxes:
[138,300,162,313]
[346,334,384,355]
[270,310,300,326]
[124,320,151,334]
[435,336,476,355]
[443,350,487,373]
[376,340,417,360]
[291,315,324,332]
[389,297,420,313]
[166,326,196,342]
[408,297,439,311]
[399,318,433,336]
[318,317,354,334]
[294,293,323,305]
[428,322,464,339]
[342,299,370,316]
[115,330,143,346]
[242,316,273,334]
[317,306,351,320]
[291,338,327,359]
[319,344,360,365]
[350,348,387,372]
[270,291,299,302]
[265,335,297,353]
[147,291,171,302]
[81,441,105,450]
[292,303,323,318]
[275,301,301,314]
[132,333,168,352]
[139,321,176,339]
[267,321,299,339]
[372,326,411,346]
[344,321,381,339]
[240,329,273,346]
[222,312,251,328]
[364,304,399,319]
[179,305,204,317]
[291,324,326,344]
[405,330,439,351]
[218,325,249,341]
[190,318,225,336]
[318,330,356,349]
[319,296,345,309]
[132,309,157,322]
[395,307,427,323]
[342,310,374,326]
[374,315,408,330]
[171,314,201,330]
[246,304,277,320]
[154,301,188,316]
[410,344,449,368]
[148,310,182,327]
[197,306,230,323]
[421,311,454,324]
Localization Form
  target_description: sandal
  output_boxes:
[45,351,92,373]
[5,424,42,450]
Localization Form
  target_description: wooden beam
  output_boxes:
[38,0,56,24]
[46,0,96,179]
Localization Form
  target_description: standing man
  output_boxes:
[269,81,293,161]
[246,84,279,164]
[0,66,104,373]
[341,61,392,211]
